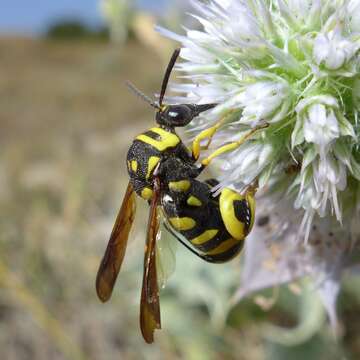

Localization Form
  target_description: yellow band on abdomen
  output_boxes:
[169,180,191,192]
[219,188,246,240]
[169,217,196,231]
[190,229,218,245]
[206,237,240,255]
[187,196,202,207]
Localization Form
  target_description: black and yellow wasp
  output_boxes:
[96,49,267,343]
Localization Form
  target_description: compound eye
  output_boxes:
[166,105,193,126]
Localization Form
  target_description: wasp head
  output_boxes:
[156,103,217,128]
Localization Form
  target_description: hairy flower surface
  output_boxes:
[158,0,360,331]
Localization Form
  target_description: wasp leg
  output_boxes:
[244,179,259,196]
[191,110,237,161]
[201,122,269,167]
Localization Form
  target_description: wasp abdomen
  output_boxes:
[162,178,254,263]
[219,188,255,240]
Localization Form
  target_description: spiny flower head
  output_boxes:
[158,0,360,331]
[159,0,360,241]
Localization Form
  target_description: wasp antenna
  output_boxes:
[125,81,160,110]
[159,48,181,107]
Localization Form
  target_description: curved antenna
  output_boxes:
[159,48,181,107]
[125,81,160,110]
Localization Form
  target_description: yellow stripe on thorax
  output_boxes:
[190,229,218,245]
[136,127,180,152]
[206,237,240,255]
[146,156,160,180]
[169,217,196,231]
[219,188,246,240]
[131,160,138,172]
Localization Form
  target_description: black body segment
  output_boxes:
[126,126,196,199]
[126,124,254,263]
[97,48,259,344]
[160,171,245,263]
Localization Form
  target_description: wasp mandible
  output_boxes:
[96,49,268,343]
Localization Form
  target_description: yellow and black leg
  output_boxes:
[200,122,269,167]
[191,110,237,161]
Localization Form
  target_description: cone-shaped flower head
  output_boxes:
[158,0,360,240]
[158,0,360,331]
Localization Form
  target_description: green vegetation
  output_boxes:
[46,20,109,41]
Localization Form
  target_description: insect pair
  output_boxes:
[96,49,268,343]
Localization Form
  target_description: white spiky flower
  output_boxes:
[158,0,360,331]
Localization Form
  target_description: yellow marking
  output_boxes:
[146,156,160,180]
[131,160,138,172]
[141,187,153,200]
[206,237,240,255]
[191,229,218,245]
[219,188,246,240]
[192,111,236,160]
[187,196,202,207]
[201,123,269,167]
[169,217,196,231]
[136,127,180,152]
[192,127,216,160]
[169,180,191,192]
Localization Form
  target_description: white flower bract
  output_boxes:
[158,0,360,240]
[158,0,360,330]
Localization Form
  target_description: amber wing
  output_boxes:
[140,179,161,343]
[96,182,136,302]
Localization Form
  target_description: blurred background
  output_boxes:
[1,1,360,359]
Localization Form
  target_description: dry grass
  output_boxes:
[0,37,176,360]
[0,36,266,360]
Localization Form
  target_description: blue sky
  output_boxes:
[0,0,165,35]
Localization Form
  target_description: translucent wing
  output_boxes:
[96,182,136,302]
[140,179,161,343]
[156,210,177,289]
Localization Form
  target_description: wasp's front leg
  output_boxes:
[201,122,269,167]
[191,110,237,161]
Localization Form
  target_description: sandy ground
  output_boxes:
[0,37,173,360]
